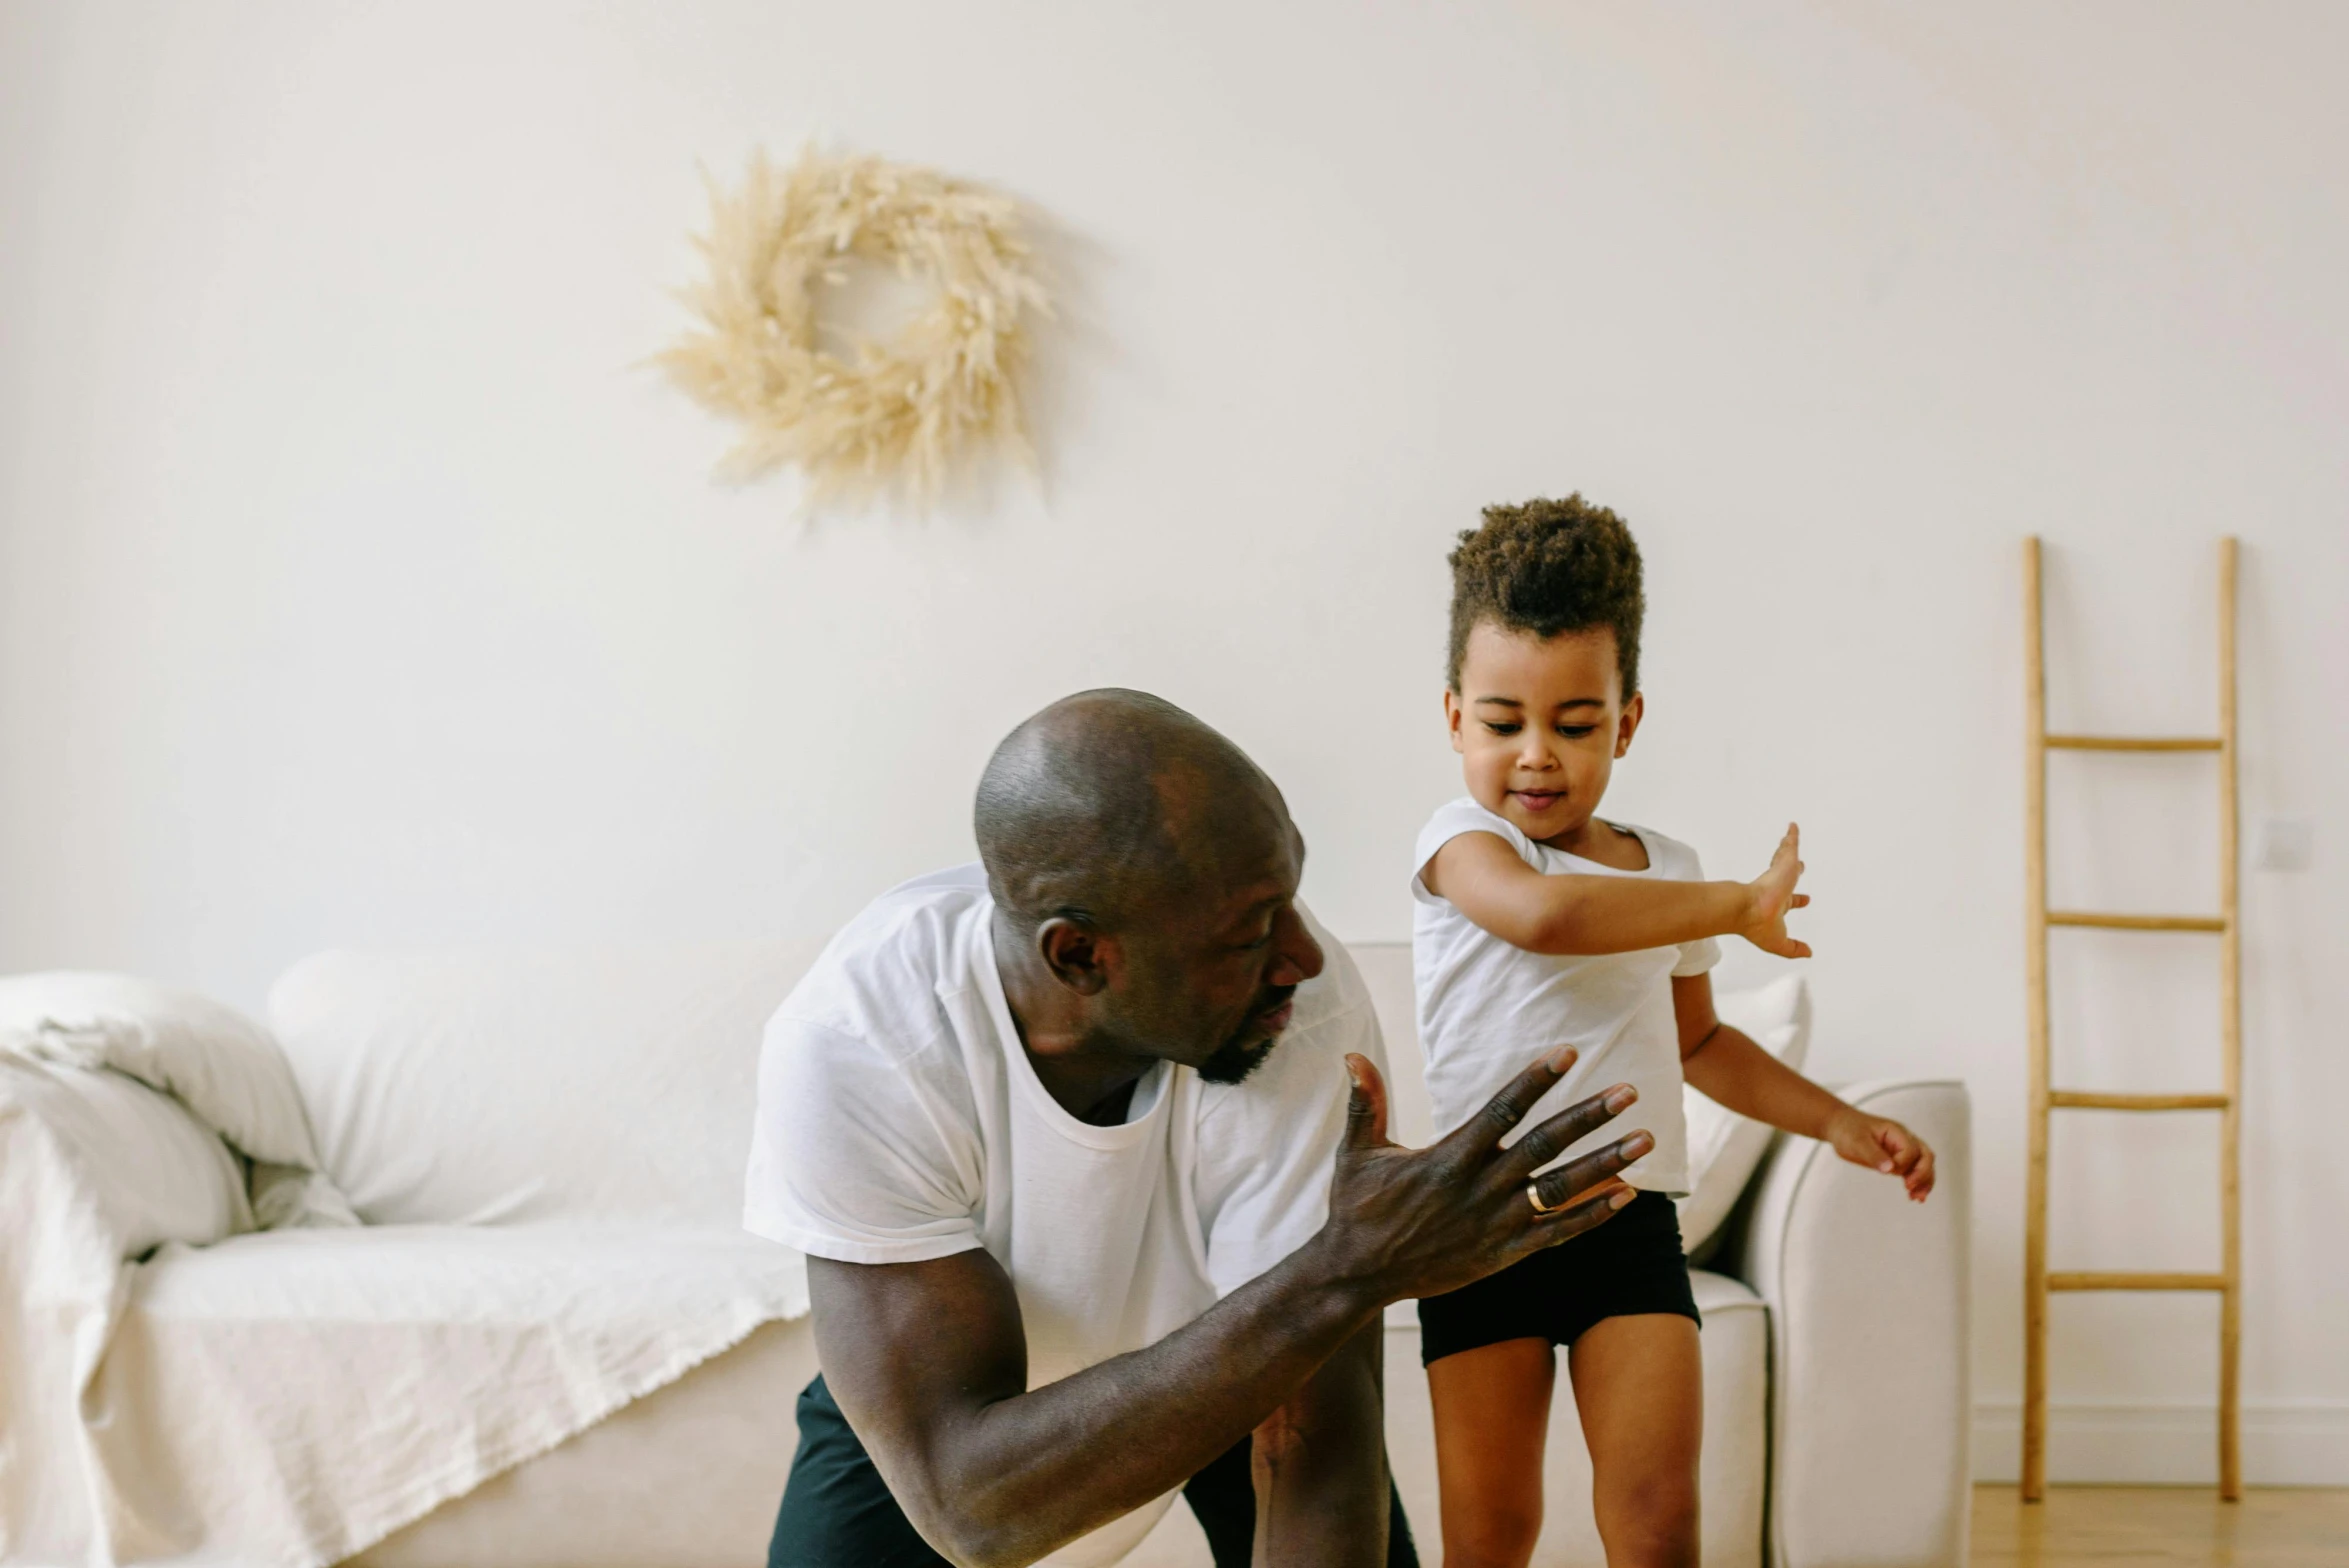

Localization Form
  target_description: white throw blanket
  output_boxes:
[1,975,809,1568]
[88,1225,807,1568]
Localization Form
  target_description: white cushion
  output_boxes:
[0,972,328,1175]
[268,941,829,1227]
[1676,974,1811,1256]
[0,1052,252,1258]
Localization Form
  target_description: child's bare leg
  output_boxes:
[1568,1314,1702,1568]
[1427,1337,1556,1568]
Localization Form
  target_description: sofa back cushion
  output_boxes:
[1679,973,1811,1255]
[269,941,828,1228]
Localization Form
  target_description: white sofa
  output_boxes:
[12,939,1970,1568]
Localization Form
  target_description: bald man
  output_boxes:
[746,691,1652,1568]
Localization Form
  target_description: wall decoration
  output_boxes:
[655,147,1050,509]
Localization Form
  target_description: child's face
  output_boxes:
[1445,621,1644,847]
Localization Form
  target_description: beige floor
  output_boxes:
[1972,1485,2349,1566]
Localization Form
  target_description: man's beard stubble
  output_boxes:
[1195,983,1297,1085]
[1196,1034,1277,1086]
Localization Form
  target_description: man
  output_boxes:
[746,691,1651,1567]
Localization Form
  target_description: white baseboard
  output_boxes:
[1973,1402,2349,1487]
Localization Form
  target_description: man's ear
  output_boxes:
[1037,916,1115,997]
[1444,689,1466,755]
[1615,691,1645,758]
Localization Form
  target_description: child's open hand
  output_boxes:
[1825,1109,1936,1201]
[1738,824,1813,959]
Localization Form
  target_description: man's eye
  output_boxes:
[1483,722,1522,736]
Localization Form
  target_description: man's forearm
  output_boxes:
[1251,1322,1389,1567]
[1523,874,1749,955]
[859,1241,1384,1567]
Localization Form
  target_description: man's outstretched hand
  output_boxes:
[1316,1047,1651,1305]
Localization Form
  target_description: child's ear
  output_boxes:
[1444,689,1466,754]
[1615,692,1645,757]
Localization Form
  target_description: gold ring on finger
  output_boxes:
[1526,1180,1570,1216]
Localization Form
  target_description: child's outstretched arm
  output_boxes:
[1425,823,1812,958]
[1673,972,1935,1201]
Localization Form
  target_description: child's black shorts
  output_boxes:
[1416,1190,1701,1366]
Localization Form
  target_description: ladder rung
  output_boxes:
[2047,1271,2227,1293]
[2047,910,2227,932]
[2049,1090,2231,1111]
[2043,734,2224,752]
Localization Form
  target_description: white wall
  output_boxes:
[3,0,2343,1486]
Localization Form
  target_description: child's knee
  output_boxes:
[1443,1498,1544,1568]
[1594,1471,1699,1568]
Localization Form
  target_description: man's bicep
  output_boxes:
[806,1251,1030,1521]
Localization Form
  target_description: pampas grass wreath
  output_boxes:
[655,147,1050,510]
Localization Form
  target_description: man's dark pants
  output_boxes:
[770,1374,1419,1567]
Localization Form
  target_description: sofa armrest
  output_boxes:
[1724,1078,1972,1568]
[0,1055,253,1264]
[0,1058,254,1557]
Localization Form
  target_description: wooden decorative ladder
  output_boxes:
[2021,536,2242,1501]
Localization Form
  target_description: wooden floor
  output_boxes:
[1973,1485,2349,1566]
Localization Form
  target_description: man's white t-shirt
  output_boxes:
[744,863,1386,1567]
[1411,797,1717,1197]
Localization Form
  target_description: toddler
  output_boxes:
[1413,496,1935,1568]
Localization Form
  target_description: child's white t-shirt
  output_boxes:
[1411,797,1717,1196]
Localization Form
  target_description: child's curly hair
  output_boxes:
[1446,494,1645,697]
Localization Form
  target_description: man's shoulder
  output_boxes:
[747,867,993,1261]
[769,863,991,1061]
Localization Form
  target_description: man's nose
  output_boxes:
[1268,916,1324,988]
